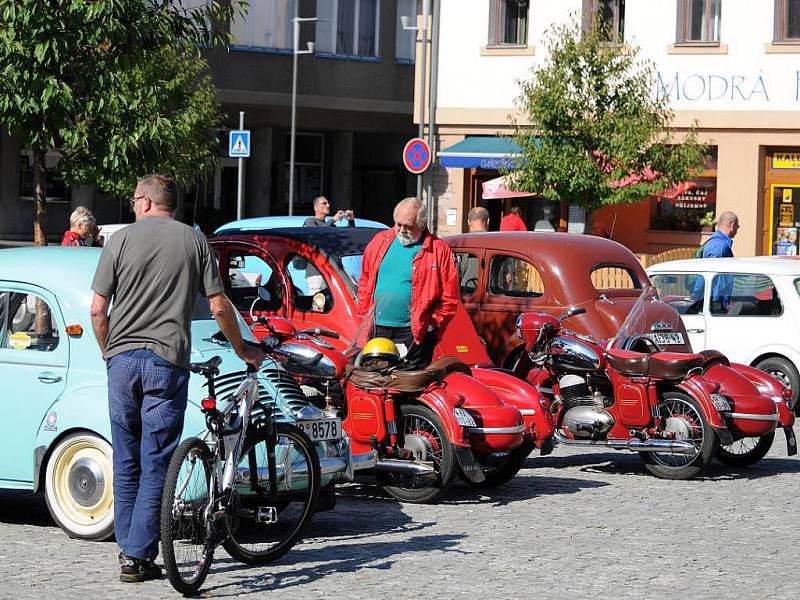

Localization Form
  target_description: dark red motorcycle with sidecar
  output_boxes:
[514,287,796,479]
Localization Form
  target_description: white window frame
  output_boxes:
[317,0,381,59]
[230,0,297,52]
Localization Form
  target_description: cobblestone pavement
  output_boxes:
[2,428,799,600]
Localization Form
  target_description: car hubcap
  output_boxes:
[767,369,791,390]
[54,439,113,525]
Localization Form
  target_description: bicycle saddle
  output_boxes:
[190,356,222,376]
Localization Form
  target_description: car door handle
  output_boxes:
[38,373,63,384]
[686,328,705,334]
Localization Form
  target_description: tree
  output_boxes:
[0,1,240,245]
[506,16,707,213]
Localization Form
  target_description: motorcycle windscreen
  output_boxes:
[346,295,409,361]
[608,286,693,353]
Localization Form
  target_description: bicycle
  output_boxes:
[160,342,322,595]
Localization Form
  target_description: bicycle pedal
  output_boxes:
[256,506,278,524]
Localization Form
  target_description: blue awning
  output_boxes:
[438,136,522,169]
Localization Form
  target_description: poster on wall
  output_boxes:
[771,185,800,255]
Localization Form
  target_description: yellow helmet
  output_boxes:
[361,337,401,364]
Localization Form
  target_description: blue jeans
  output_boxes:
[107,349,188,560]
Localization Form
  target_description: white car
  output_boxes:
[647,257,800,409]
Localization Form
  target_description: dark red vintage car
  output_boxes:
[445,232,655,368]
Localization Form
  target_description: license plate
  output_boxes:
[711,393,731,411]
[453,408,477,427]
[647,332,684,346]
[297,418,342,442]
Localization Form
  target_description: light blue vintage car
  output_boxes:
[0,247,353,540]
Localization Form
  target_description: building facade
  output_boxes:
[0,0,418,241]
[425,0,800,257]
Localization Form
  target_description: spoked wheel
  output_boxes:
[377,404,456,503]
[640,391,716,480]
[44,432,115,540]
[223,423,321,565]
[716,432,775,467]
[472,440,534,488]
[160,437,214,596]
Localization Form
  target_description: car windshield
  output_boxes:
[609,286,692,353]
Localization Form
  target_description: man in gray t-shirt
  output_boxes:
[90,174,263,583]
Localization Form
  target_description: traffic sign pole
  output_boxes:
[236,111,244,220]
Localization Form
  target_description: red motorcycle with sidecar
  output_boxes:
[514,287,796,479]
[253,305,527,502]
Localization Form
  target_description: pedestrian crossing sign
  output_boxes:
[229,130,251,158]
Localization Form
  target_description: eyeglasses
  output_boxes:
[129,195,146,211]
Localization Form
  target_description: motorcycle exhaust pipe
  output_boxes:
[553,431,696,454]
[374,459,436,476]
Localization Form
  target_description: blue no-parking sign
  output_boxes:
[229,130,251,158]
[403,138,431,174]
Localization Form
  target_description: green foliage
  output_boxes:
[0,0,244,241]
[62,45,222,196]
[507,16,707,211]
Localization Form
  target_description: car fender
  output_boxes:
[743,343,800,374]
[498,337,528,369]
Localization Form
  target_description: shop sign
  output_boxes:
[780,204,795,226]
[773,153,800,170]
[673,188,710,209]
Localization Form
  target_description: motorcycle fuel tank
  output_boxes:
[548,336,603,372]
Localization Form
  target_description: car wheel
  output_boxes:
[44,432,115,541]
[755,356,800,414]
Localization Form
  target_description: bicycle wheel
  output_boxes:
[223,423,321,565]
[160,437,215,595]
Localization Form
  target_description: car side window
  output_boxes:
[286,253,334,313]
[590,266,640,290]
[0,291,60,352]
[225,252,282,313]
[488,255,544,298]
[650,273,705,315]
[710,274,781,317]
[454,252,480,297]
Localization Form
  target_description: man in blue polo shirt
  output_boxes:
[695,210,739,311]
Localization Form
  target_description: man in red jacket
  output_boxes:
[357,197,459,368]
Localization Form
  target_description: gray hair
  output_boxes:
[394,197,427,228]
[137,173,177,211]
[718,211,738,227]
[69,206,95,229]
[467,206,489,222]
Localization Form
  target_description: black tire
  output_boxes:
[640,391,716,480]
[160,437,214,596]
[222,423,321,565]
[473,440,534,488]
[43,432,115,541]
[716,432,775,467]
[755,356,800,414]
[377,404,456,503]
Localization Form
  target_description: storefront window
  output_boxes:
[649,148,717,232]
[19,154,71,204]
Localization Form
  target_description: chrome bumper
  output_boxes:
[726,412,779,421]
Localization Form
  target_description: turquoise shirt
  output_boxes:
[373,236,423,326]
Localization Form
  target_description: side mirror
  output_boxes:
[257,286,271,302]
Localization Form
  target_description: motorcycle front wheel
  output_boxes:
[715,432,775,467]
[639,391,716,480]
[377,404,456,503]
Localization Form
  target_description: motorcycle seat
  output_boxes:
[428,356,473,377]
[607,350,704,379]
[345,363,448,393]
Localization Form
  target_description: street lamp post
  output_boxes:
[402,0,429,204]
[289,16,316,216]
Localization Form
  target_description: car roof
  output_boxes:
[212,226,384,259]
[214,216,388,234]
[647,257,800,276]
[0,246,100,297]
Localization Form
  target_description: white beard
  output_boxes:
[397,230,421,246]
